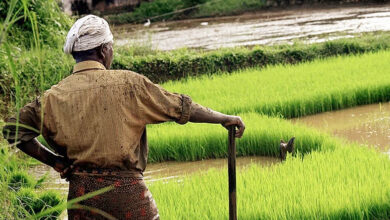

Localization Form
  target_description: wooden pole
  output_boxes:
[228,125,237,220]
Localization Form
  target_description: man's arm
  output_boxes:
[16,138,71,174]
[189,102,245,138]
[2,98,72,177]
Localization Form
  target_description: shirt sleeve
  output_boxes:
[2,98,41,144]
[136,76,192,125]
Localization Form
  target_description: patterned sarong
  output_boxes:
[67,168,159,220]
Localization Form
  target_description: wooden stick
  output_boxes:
[228,125,237,220]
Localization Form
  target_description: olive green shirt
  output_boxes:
[3,61,192,174]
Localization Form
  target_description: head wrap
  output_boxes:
[64,15,113,54]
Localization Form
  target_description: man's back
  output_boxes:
[41,60,191,172]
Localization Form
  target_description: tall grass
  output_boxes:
[162,51,390,118]
[0,0,71,218]
[149,145,390,219]
[148,113,337,162]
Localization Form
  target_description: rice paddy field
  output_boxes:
[1,1,390,217]
[144,51,390,219]
[162,51,390,118]
[149,146,390,219]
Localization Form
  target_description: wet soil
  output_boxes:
[113,4,390,50]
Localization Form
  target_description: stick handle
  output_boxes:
[228,126,237,220]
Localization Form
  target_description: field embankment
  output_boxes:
[113,33,390,83]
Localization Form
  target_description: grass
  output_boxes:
[147,113,337,162]
[161,51,390,118]
[149,145,390,219]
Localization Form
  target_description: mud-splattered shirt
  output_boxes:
[2,61,192,174]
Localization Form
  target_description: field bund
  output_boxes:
[145,51,390,219]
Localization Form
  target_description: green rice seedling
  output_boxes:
[147,113,337,162]
[8,171,35,191]
[12,187,64,219]
[148,145,390,219]
[162,51,390,118]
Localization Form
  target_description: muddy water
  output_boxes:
[114,4,390,50]
[30,156,278,195]
[292,102,390,152]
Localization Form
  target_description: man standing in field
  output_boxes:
[2,15,245,219]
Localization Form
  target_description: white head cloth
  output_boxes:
[64,15,113,54]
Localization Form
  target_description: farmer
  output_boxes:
[2,15,245,219]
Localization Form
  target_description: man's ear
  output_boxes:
[98,45,106,60]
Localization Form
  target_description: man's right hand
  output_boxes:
[222,116,245,138]
[53,156,74,180]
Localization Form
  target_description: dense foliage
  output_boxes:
[0,0,72,48]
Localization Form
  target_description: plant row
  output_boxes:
[147,113,336,162]
[113,33,390,83]
[161,50,390,118]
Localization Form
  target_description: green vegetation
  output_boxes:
[149,145,390,219]
[0,0,69,218]
[1,0,390,219]
[145,51,390,219]
[0,133,64,219]
[161,51,390,118]
[0,0,72,48]
[113,32,390,83]
[148,113,336,162]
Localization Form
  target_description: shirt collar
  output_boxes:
[72,60,106,74]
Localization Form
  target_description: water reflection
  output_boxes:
[114,5,390,50]
[292,102,390,152]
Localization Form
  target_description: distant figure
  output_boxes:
[280,137,295,161]
[144,19,151,27]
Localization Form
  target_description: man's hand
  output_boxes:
[53,156,74,179]
[222,116,245,138]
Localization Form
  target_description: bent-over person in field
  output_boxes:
[2,15,245,220]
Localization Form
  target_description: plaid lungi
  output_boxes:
[67,168,159,220]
